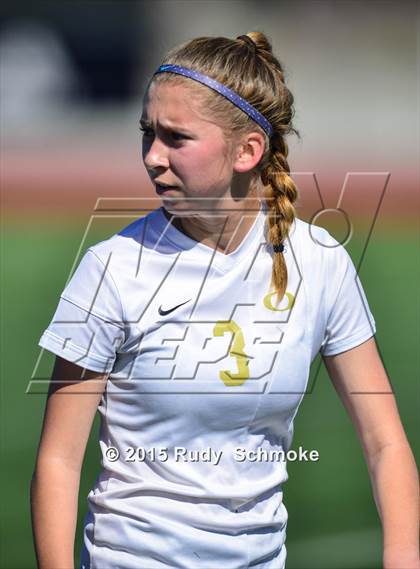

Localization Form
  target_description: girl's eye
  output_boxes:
[139,126,188,142]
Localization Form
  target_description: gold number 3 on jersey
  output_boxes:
[213,292,295,386]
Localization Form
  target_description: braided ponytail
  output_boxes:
[248,32,300,306]
[261,136,299,306]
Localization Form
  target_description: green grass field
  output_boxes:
[1,216,418,569]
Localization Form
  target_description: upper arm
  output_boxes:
[322,337,409,465]
[34,356,109,474]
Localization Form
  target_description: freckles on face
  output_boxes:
[141,81,234,197]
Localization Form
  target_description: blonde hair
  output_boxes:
[150,32,300,304]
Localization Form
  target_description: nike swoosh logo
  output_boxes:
[158,299,191,316]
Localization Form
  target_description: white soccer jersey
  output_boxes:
[38,202,376,569]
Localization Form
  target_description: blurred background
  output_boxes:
[1,1,418,568]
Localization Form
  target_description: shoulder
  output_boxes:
[290,217,340,261]
[291,217,339,249]
[58,210,164,318]
[88,207,164,262]
[289,217,353,284]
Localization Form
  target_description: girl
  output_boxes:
[31,32,419,569]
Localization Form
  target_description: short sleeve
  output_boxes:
[38,248,126,374]
[320,242,376,356]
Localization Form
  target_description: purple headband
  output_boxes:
[153,64,274,138]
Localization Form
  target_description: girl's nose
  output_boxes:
[143,137,170,171]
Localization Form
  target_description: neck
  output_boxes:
[162,195,262,255]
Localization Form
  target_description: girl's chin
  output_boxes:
[159,194,190,205]
[160,198,188,214]
[160,194,217,214]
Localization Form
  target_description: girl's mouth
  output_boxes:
[156,184,178,195]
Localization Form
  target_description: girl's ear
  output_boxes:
[233,132,266,174]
